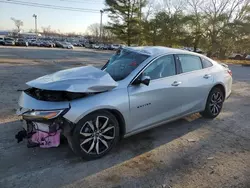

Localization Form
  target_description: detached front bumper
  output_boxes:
[16,91,73,148]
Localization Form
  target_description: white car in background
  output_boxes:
[93,44,100,49]
[62,42,74,49]
[229,53,244,60]
[110,44,120,50]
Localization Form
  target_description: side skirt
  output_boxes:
[123,110,201,138]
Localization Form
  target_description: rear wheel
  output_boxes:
[69,111,120,160]
[200,87,224,118]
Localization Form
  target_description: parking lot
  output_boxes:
[0,46,249,188]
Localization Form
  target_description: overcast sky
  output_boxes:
[0,0,108,33]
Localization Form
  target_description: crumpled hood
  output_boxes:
[26,66,118,93]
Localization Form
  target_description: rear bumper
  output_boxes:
[226,90,232,99]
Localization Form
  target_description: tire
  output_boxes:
[200,87,224,118]
[68,111,120,160]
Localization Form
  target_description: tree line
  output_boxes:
[102,0,250,58]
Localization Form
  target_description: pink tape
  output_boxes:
[31,130,61,148]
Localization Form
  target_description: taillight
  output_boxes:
[228,70,232,76]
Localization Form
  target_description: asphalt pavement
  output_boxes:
[0,46,249,188]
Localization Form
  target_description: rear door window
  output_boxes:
[176,54,202,73]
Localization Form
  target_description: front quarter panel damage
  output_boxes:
[63,88,130,126]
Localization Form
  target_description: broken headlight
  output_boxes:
[23,110,64,120]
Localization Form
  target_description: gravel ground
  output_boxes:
[0,46,249,188]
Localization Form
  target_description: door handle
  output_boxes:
[203,74,211,79]
[172,81,182,86]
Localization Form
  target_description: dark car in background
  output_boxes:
[35,41,43,47]
[4,37,15,46]
[15,38,28,47]
[27,39,37,46]
[103,44,109,50]
[0,37,4,45]
[98,44,109,50]
[55,41,63,48]
[84,43,92,48]
[229,53,244,60]
[48,41,56,47]
[72,42,82,47]
[41,41,54,48]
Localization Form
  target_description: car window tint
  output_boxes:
[105,49,149,81]
[177,55,202,73]
[143,55,176,80]
[202,58,213,68]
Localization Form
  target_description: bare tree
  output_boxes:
[87,23,118,42]
[41,26,62,37]
[29,29,35,33]
[11,17,23,33]
[186,0,205,51]
[143,0,157,21]
[162,0,187,14]
[41,25,52,35]
[200,0,245,57]
[87,23,100,38]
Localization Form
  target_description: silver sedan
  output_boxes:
[16,46,232,160]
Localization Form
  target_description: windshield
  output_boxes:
[104,49,149,81]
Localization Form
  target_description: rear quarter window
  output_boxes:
[202,58,213,68]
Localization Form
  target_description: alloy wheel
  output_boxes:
[79,116,115,155]
[209,92,223,115]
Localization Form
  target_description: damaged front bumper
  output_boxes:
[15,119,65,148]
[16,91,73,148]
[18,91,70,110]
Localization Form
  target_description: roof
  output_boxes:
[124,46,201,57]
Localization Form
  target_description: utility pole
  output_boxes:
[32,14,37,35]
[100,10,104,42]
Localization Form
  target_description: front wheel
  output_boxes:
[200,87,224,118]
[68,111,120,160]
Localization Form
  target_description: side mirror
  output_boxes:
[141,76,151,86]
[133,75,151,86]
